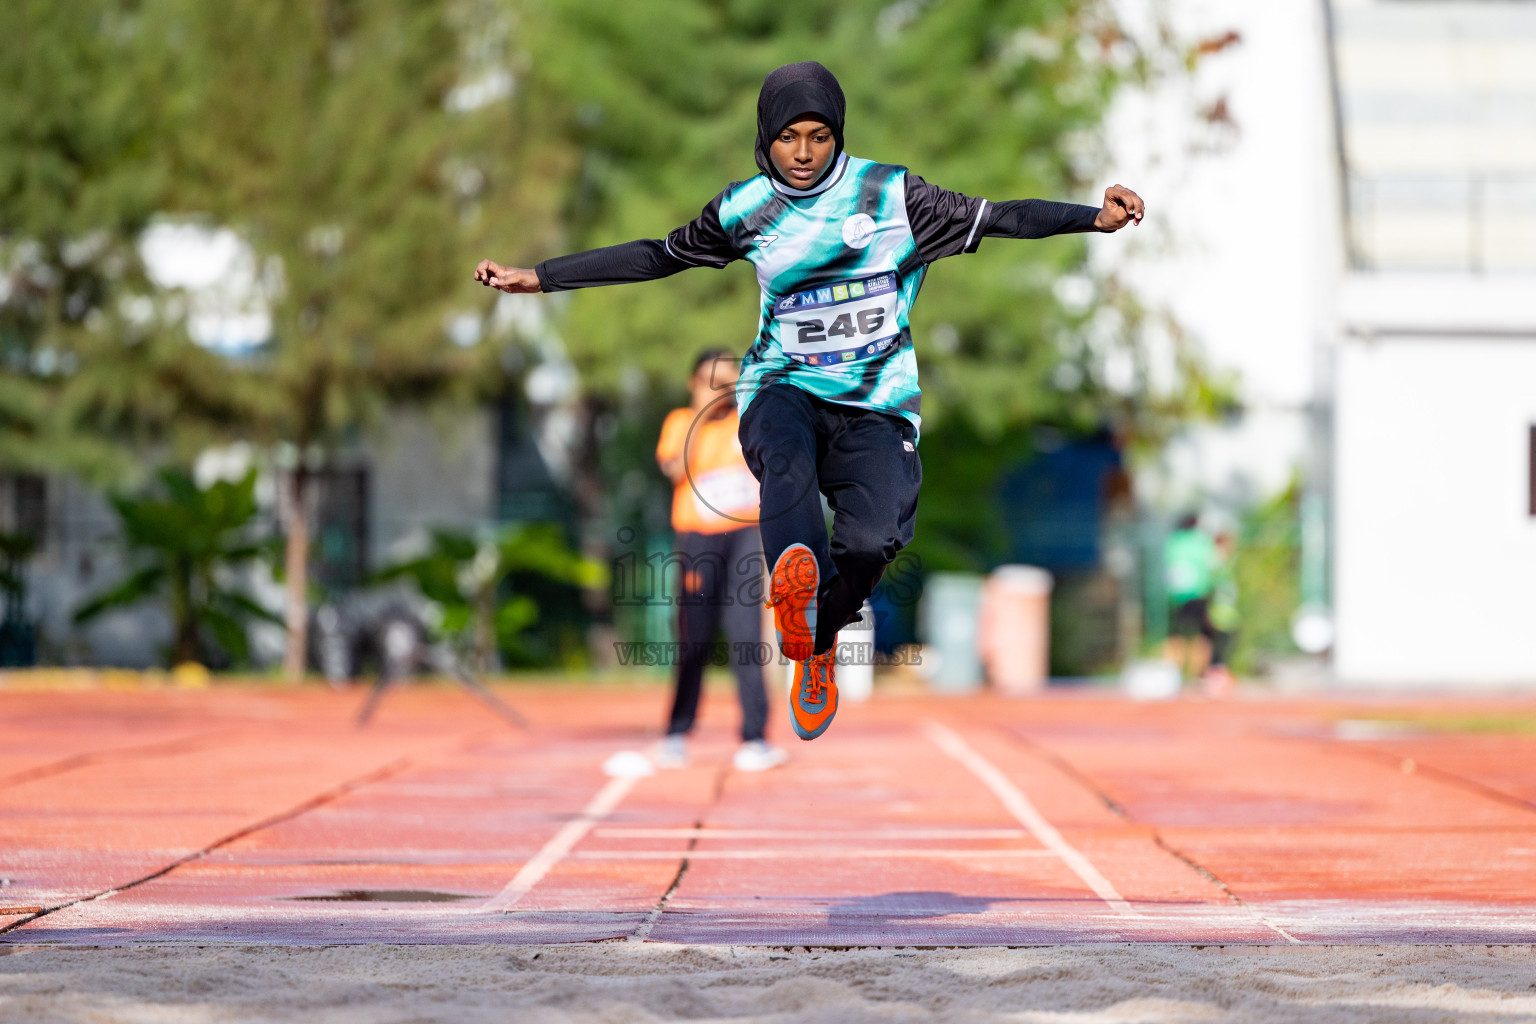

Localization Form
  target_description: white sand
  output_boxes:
[2,943,1535,1023]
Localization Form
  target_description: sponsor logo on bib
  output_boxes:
[842,213,877,249]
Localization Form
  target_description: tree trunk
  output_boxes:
[571,396,614,668]
[282,467,311,682]
[172,557,199,665]
[474,584,495,676]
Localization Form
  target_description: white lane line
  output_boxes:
[595,828,1033,840]
[1252,908,1302,944]
[575,848,1057,860]
[925,721,1141,918]
[479,774,638,914]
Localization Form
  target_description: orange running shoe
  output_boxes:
[766,543,818,663]
[789,648,838,741]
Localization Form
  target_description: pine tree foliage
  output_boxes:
[0,0,234,479]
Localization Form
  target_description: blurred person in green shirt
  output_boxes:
[1163,513,1217,682]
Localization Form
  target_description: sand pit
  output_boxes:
[2,943,1535,1023]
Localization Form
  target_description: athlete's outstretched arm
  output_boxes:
[476,240,689,294]
[905,177,1144,263]
[474,193,742,294]
[474,240,686,294]
[986,185,1144,238]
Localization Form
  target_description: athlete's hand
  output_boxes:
[474,260,541,293]
[1094,184,1144,231]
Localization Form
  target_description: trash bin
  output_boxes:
[1122,659,1182,700]
[979,565,1053,695]
[918,572,985,693]
[838,601,875,702]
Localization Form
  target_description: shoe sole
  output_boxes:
[789,702,836,741]
[769,544,818,663]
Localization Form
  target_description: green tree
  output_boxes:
[74,469,278,665]
[6,0,582,673]
[377,523,606,672]
[162,0,467,679]
[0,0,248,482]
[137,0,580,678]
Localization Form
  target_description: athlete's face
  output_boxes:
[770,118,835,188]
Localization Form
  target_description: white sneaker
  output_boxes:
[732,740,788,772]
[654,734,688,770]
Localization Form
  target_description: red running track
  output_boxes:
[2,681,1535,946]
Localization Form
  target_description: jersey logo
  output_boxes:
[753,234,778,249]
[842,213,876,250]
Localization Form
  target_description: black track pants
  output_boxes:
[667,527,769,742]
[739,382,921,656]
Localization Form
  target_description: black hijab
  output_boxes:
[754,62,846,188]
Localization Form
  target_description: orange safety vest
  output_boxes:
[656,408,760,535]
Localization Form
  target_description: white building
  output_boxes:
[1329,0,1536,686]
[1105,1,1338,512]
[1110,0,1536,686]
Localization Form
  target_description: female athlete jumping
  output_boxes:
[476,62,1143,741]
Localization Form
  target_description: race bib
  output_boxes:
[692,466,758,522]
[773,272,901,367]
